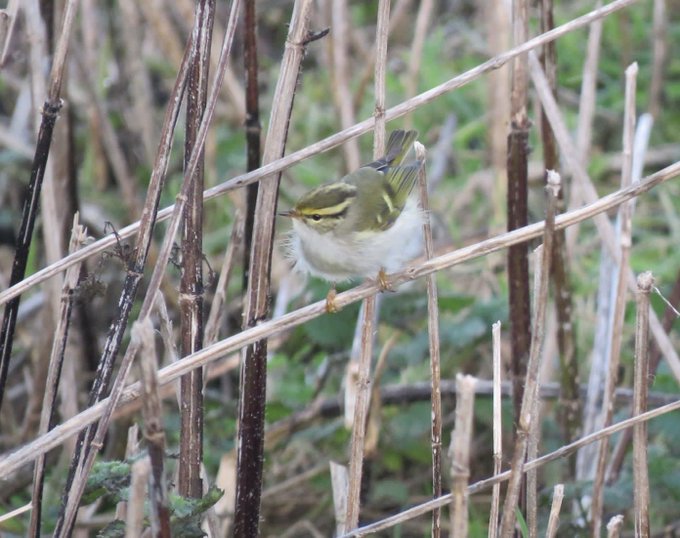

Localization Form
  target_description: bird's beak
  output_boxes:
[278,209,298,218]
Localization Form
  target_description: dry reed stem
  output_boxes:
[339,397,680,537]
[575,0,602,164]
[488,321,503,538]
[2,159,679,479]
[28,214,87,537]
[125,456,151,538]
[590,61,638,537]
[568,0,603,252]
[499,173,558,537]
[0,0,79,410]
[234,0,311,534]
[331,0,360,171]
[545,484,564,538]
[345,1,391,530]
[416,139,443,538]
[135,318,171,537]
[331,461,350,536]
[178,0,214,499]
[404,0,434,130]
[449,374,476,538]
[633,271,653,538]
[648,0,667,118]
[528,51,680,381]
[345,293,376,531]
[507,0,532,435]
[0,0,645,308]
[0,0,19,66]
[606,515,624,538]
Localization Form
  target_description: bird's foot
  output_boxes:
[377,268,394,292]
[325,286,340,313]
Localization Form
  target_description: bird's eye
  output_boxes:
[311,214,322,221]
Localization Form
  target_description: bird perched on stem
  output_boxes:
[281,129,424,312]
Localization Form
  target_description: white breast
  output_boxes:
[286,197,424,282]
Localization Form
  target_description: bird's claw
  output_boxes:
[325,286,340,313]
[377,268,393,292]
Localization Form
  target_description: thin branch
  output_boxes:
[0,0,79,410]
[633,272,653,538]
[545,484,564,538]
[234,1,314,534]
[590,61,638,538]
[449,375,476,537]
[134,319,171,537]
[500,172,559,536]
[488,321,503,538]
[178,0,215,500]
[29,215,87,537]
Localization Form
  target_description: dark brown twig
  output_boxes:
[178,0,215,500]
[500,172,559,536]
[0,0,79,410]
[540,0,580,465]
[507,0,532,436]
[233,1,315,534]
[242,0,262,290]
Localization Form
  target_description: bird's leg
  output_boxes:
[325,284,339,313]
[377,268,393,292]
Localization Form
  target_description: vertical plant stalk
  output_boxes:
[331,0,360,171]
[126,456,151,537]
[54,1,242,532]
[449,374,477,537]
[500,172,559,537]
[179,0,215,499]
[485,0,510,224]
[633,272,653,538]
[0,0,78,410]
[590,62,637,538]
[607,515,624,538]
[242,0,262,290]
[345,0,390,531]
[404,0,434,130]
[545,484,564,538]
[488,321,503,538]
[234,1,315,535]
[506,0,532,430]
[29,215,87,538]
[415,141,443,538]
[540,0,579,462]
[134,318,171,537]
[647,0,667,118]
[331,461,350,536]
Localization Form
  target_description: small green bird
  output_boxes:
[281,130,424,311]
